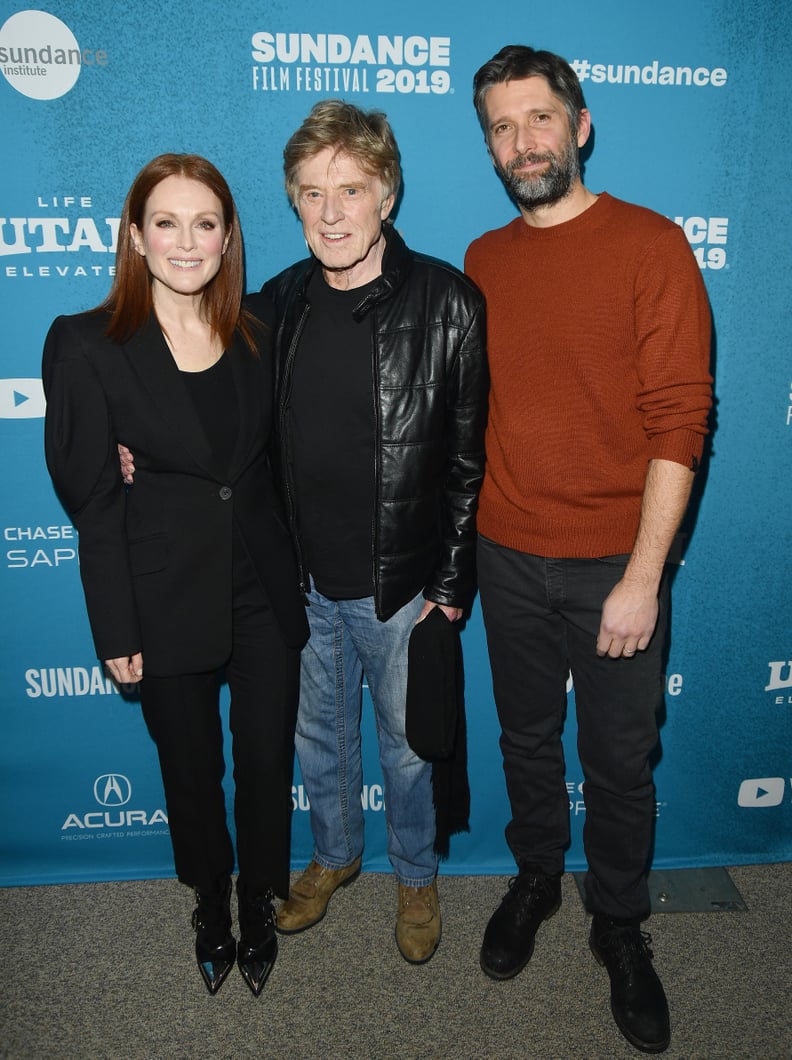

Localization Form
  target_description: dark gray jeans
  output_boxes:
[477,534,669,920]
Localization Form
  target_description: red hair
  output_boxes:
[100,154,258,352]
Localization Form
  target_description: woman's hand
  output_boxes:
[118,443,136,485]
[105,653,144,685]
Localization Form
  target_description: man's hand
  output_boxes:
[118,443,136,485]
[105,652,144,685]
[596,458,695,659]
[416,600,463,623]
[596,579,658,659]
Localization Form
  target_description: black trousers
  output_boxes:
[477,535,669,920]
[140,540,300,899]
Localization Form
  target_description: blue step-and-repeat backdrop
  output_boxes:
[1,1,790,885]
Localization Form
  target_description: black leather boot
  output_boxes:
[480,865,562,980]
[192,877,236,995]
[589,914,670,1053]
[237,880,278,997]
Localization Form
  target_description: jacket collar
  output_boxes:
[351,222,412,321]
[122,311,262,483]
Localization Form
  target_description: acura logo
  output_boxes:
[93,774,132,807]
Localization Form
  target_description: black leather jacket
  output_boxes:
[261,224,488,621]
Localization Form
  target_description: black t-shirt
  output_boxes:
[180,352,237,474]
[289,270,377,599]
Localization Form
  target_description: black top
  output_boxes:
[180,352,237,476]
[289,269,376,598]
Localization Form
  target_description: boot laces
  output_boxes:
[599,923,655,972]
[505,871,554,914]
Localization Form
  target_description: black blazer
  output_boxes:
[42,304,308,676]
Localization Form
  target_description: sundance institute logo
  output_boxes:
[0,10,107,100]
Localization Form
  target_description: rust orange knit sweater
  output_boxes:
[465,193,712,558]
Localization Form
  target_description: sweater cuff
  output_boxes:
[648,428,706,472]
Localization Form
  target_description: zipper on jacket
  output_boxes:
[370,306,381,618]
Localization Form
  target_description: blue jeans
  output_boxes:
[296,585,437,886]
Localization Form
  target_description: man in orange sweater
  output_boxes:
[465,45,712,1054]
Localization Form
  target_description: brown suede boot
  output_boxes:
[276,857,362,934]
[395,880,441,963]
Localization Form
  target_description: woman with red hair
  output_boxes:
[43,154,308,997]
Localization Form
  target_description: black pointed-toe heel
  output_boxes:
[237,881,278,997]
[237,934,277,997]
[192,878,236,995]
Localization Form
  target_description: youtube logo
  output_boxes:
[0,379,46,418]
[737,778,785,808]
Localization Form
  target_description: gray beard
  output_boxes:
[500,139,579,211]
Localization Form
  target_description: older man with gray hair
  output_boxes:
[262,100,488,964]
